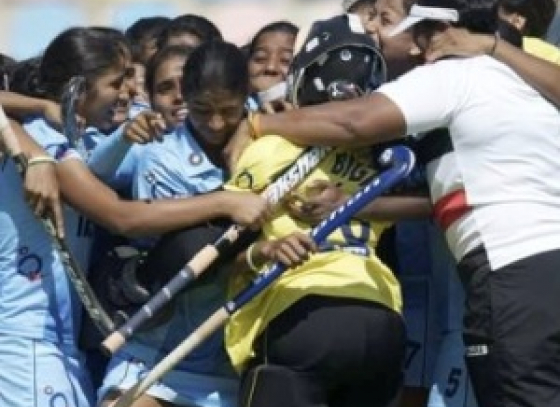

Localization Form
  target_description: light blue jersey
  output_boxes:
[130,124,226,372]
[133,125,223,200]
[99,124,235,406]
[0,117,93,345]
[83,125,142,191]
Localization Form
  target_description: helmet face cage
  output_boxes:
[327,80,363,101]
[287,15,387,107]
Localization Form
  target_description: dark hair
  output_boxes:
[157,14,223,50]
[182,41,249,101]
[0,53,17,91]
[402,0,416,13]
[247,21,299,57]
[38,27,128,102]
[499,0,557,38]
[125,16,171,62]
[145,45,194,97]
[89,26,131,56]
[346,0,376,13]
[90,26,126,40]
[416,0,499,34]
[9,56,42,96]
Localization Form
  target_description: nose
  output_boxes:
[119,77,132,98]
[264,56,281,74]
[173,82,184,104]
[368,19,382,45]
[174,89,184,104]
[208,113,225,132]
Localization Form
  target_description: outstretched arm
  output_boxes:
[424,27,560,107]
[286,180,432,225]
[56,158,271,238]
[225,93,406,167]
[0,91,62,127]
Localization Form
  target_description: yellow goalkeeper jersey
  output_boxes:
[524,37,560,65]
[225,135,402,372]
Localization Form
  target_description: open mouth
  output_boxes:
[111,98,131,117]
[172,107,188,122]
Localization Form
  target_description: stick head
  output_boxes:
[379,145,416,177]
[60,76,86,147]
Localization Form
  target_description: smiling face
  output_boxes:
[370,0,422,80]
[110,64,136,129]
[248,30,296,93]
[151,54,188,129]
[187,89,246,147]
[79,54,132,131]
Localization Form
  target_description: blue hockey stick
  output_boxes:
[102,145,333,354]
[113,145,415,407]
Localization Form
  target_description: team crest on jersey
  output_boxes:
[189,153,203,166]
[235,169,254,189]
[144,171,157,185]
[17,246,43,281]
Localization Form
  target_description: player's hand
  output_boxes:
[424,27,492,63]
[258,232,317,268]
[223,119,253,171]
[124,111,166,144]
[286,180,348,225]
[223,191,272,229]
[24,158,65,238]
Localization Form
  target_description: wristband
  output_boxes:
[245,243,261,272]
[28,156,56,167]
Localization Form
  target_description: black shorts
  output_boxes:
[458,246,560,407]
[239,295,406,407]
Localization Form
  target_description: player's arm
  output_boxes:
[358,195,432,221]
[7,118,65,237]
[424,27,560,107]
[0,91,61,127]
[225,93,406,168]
[56,158,271,238]
[287,180,432,225]
[87,111,165,182]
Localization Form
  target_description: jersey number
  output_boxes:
[445,367,463,398]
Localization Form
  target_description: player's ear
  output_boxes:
[509,13,527,33]
[409,44,422,56]
[500,11,526,33]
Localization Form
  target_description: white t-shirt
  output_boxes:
[378,56,560,269]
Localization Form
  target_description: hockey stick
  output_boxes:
[101,144,333,354]
[112,145,415,407]
[0,95,115,335]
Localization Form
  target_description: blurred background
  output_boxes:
[0,0,341,60]
[0,0,558,61]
